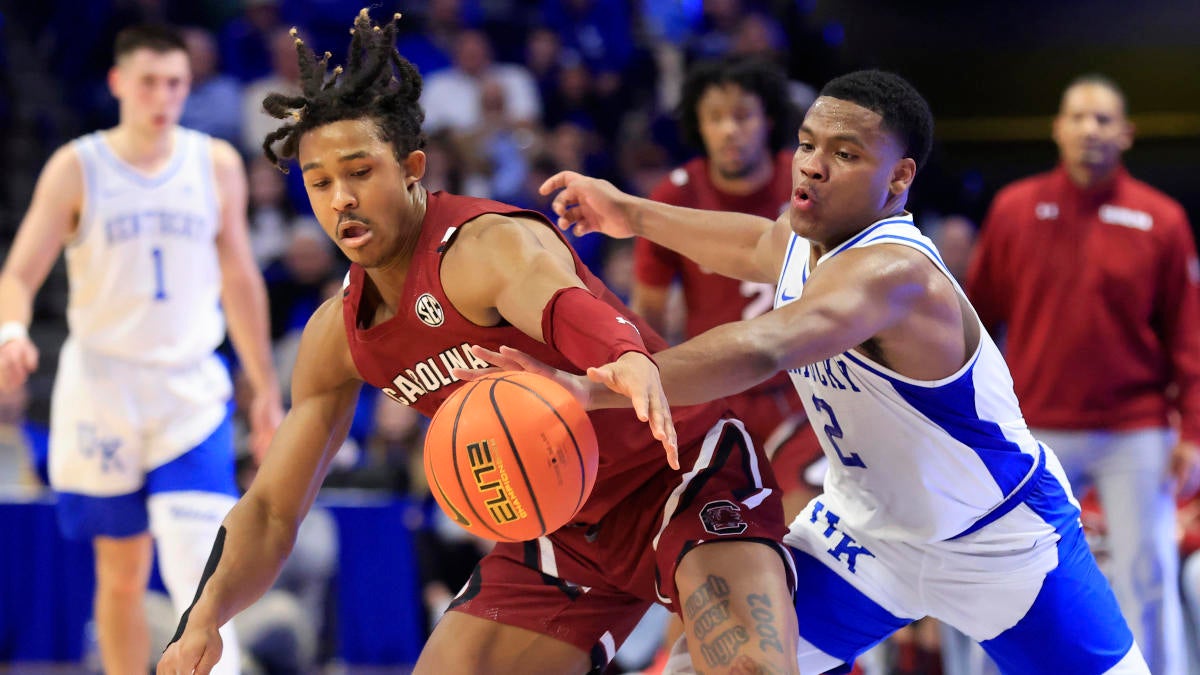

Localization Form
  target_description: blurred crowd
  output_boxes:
[0,1,1198,674]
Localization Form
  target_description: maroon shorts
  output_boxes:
[448,418,791,667]
[732,386,825,495]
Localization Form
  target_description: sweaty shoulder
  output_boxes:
[42,143,86,203]
[452,211,565,255]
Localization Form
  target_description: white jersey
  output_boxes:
[69,128,225,364]
[776,213,1042,542]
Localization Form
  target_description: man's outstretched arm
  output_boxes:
[540,170,791,284]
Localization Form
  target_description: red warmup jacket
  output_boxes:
[967,165,1200,442]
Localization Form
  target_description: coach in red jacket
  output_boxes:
[967,74,1200,675]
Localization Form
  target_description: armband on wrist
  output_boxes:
[541,287,654,370]
[0,322,28,346]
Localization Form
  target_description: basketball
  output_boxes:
[424,372,599,542]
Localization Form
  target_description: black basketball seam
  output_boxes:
[426,391,473,529]
[450,379,508,541]
[489,378,548,536]
[492,374,591,517]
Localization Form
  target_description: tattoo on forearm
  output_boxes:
[165,525,226,649]
[747,593,785,654]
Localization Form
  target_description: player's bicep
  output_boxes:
[448,215,586,341]
[249,300,360,518]
[765,249,923,370]
[3,147,82,286]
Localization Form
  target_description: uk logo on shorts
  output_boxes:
[415,293,444,327]
[700,500,748,535]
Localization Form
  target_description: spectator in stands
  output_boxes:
[218,0,284,83]
[968,73,1200,675]
[421,28,540,136]
[179,27,242,146]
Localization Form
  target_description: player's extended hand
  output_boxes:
[456,346,680,469]
[1169,440,1200,499]
[587,352,678,469]
[0,336,38,392]
[456,345,594,408]
[247,390,284,464]
[538,171,638,239]
[157,620,223,675]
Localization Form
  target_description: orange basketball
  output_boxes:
[424,371,599,542]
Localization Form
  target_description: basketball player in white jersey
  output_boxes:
[474,70,1151,673]
[0,25,281,674]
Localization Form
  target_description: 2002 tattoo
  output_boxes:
[747,593,785,654]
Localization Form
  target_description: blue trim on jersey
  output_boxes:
[980,488,1132,673]
[196,133,220,226]
[859,233,947,272]
[1021,450,1084,533]
[94,129,190,188]
[823,217,913,261]
[950,446,1045,539]
[145,409,237,495]
[780,234,804,287]
[842,351,1035,496]
[77,137,99,244]
[791,546,910,663]
[54,490,148,539]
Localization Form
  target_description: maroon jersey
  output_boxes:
[635,150,794,337]
[968,165,1200,441]
[635,152,814,478]
[343,191,733,523]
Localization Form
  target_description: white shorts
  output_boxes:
[783,447,1146,674]
[49,338,235,537]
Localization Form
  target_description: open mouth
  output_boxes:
[339,222,369,239]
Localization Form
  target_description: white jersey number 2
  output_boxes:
[740,281,775,320]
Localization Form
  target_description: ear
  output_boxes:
[889,157,917,196]
[1119,119,1135,153]
[107,65,122,99]
[403,150,427,186]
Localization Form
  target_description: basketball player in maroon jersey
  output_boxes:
[636,56,822,520]
[159,11,798,675]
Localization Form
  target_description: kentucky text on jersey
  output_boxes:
[790,357,863,393]
[381,342,491,405]
[105,210,211,245]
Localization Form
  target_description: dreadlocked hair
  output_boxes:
[261,9,425,172]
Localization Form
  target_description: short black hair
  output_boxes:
[1062,73,1127,114]
[677,55,796,155]
[261,9,425,171]
[114,24,187,62]
[819,70,934,172]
